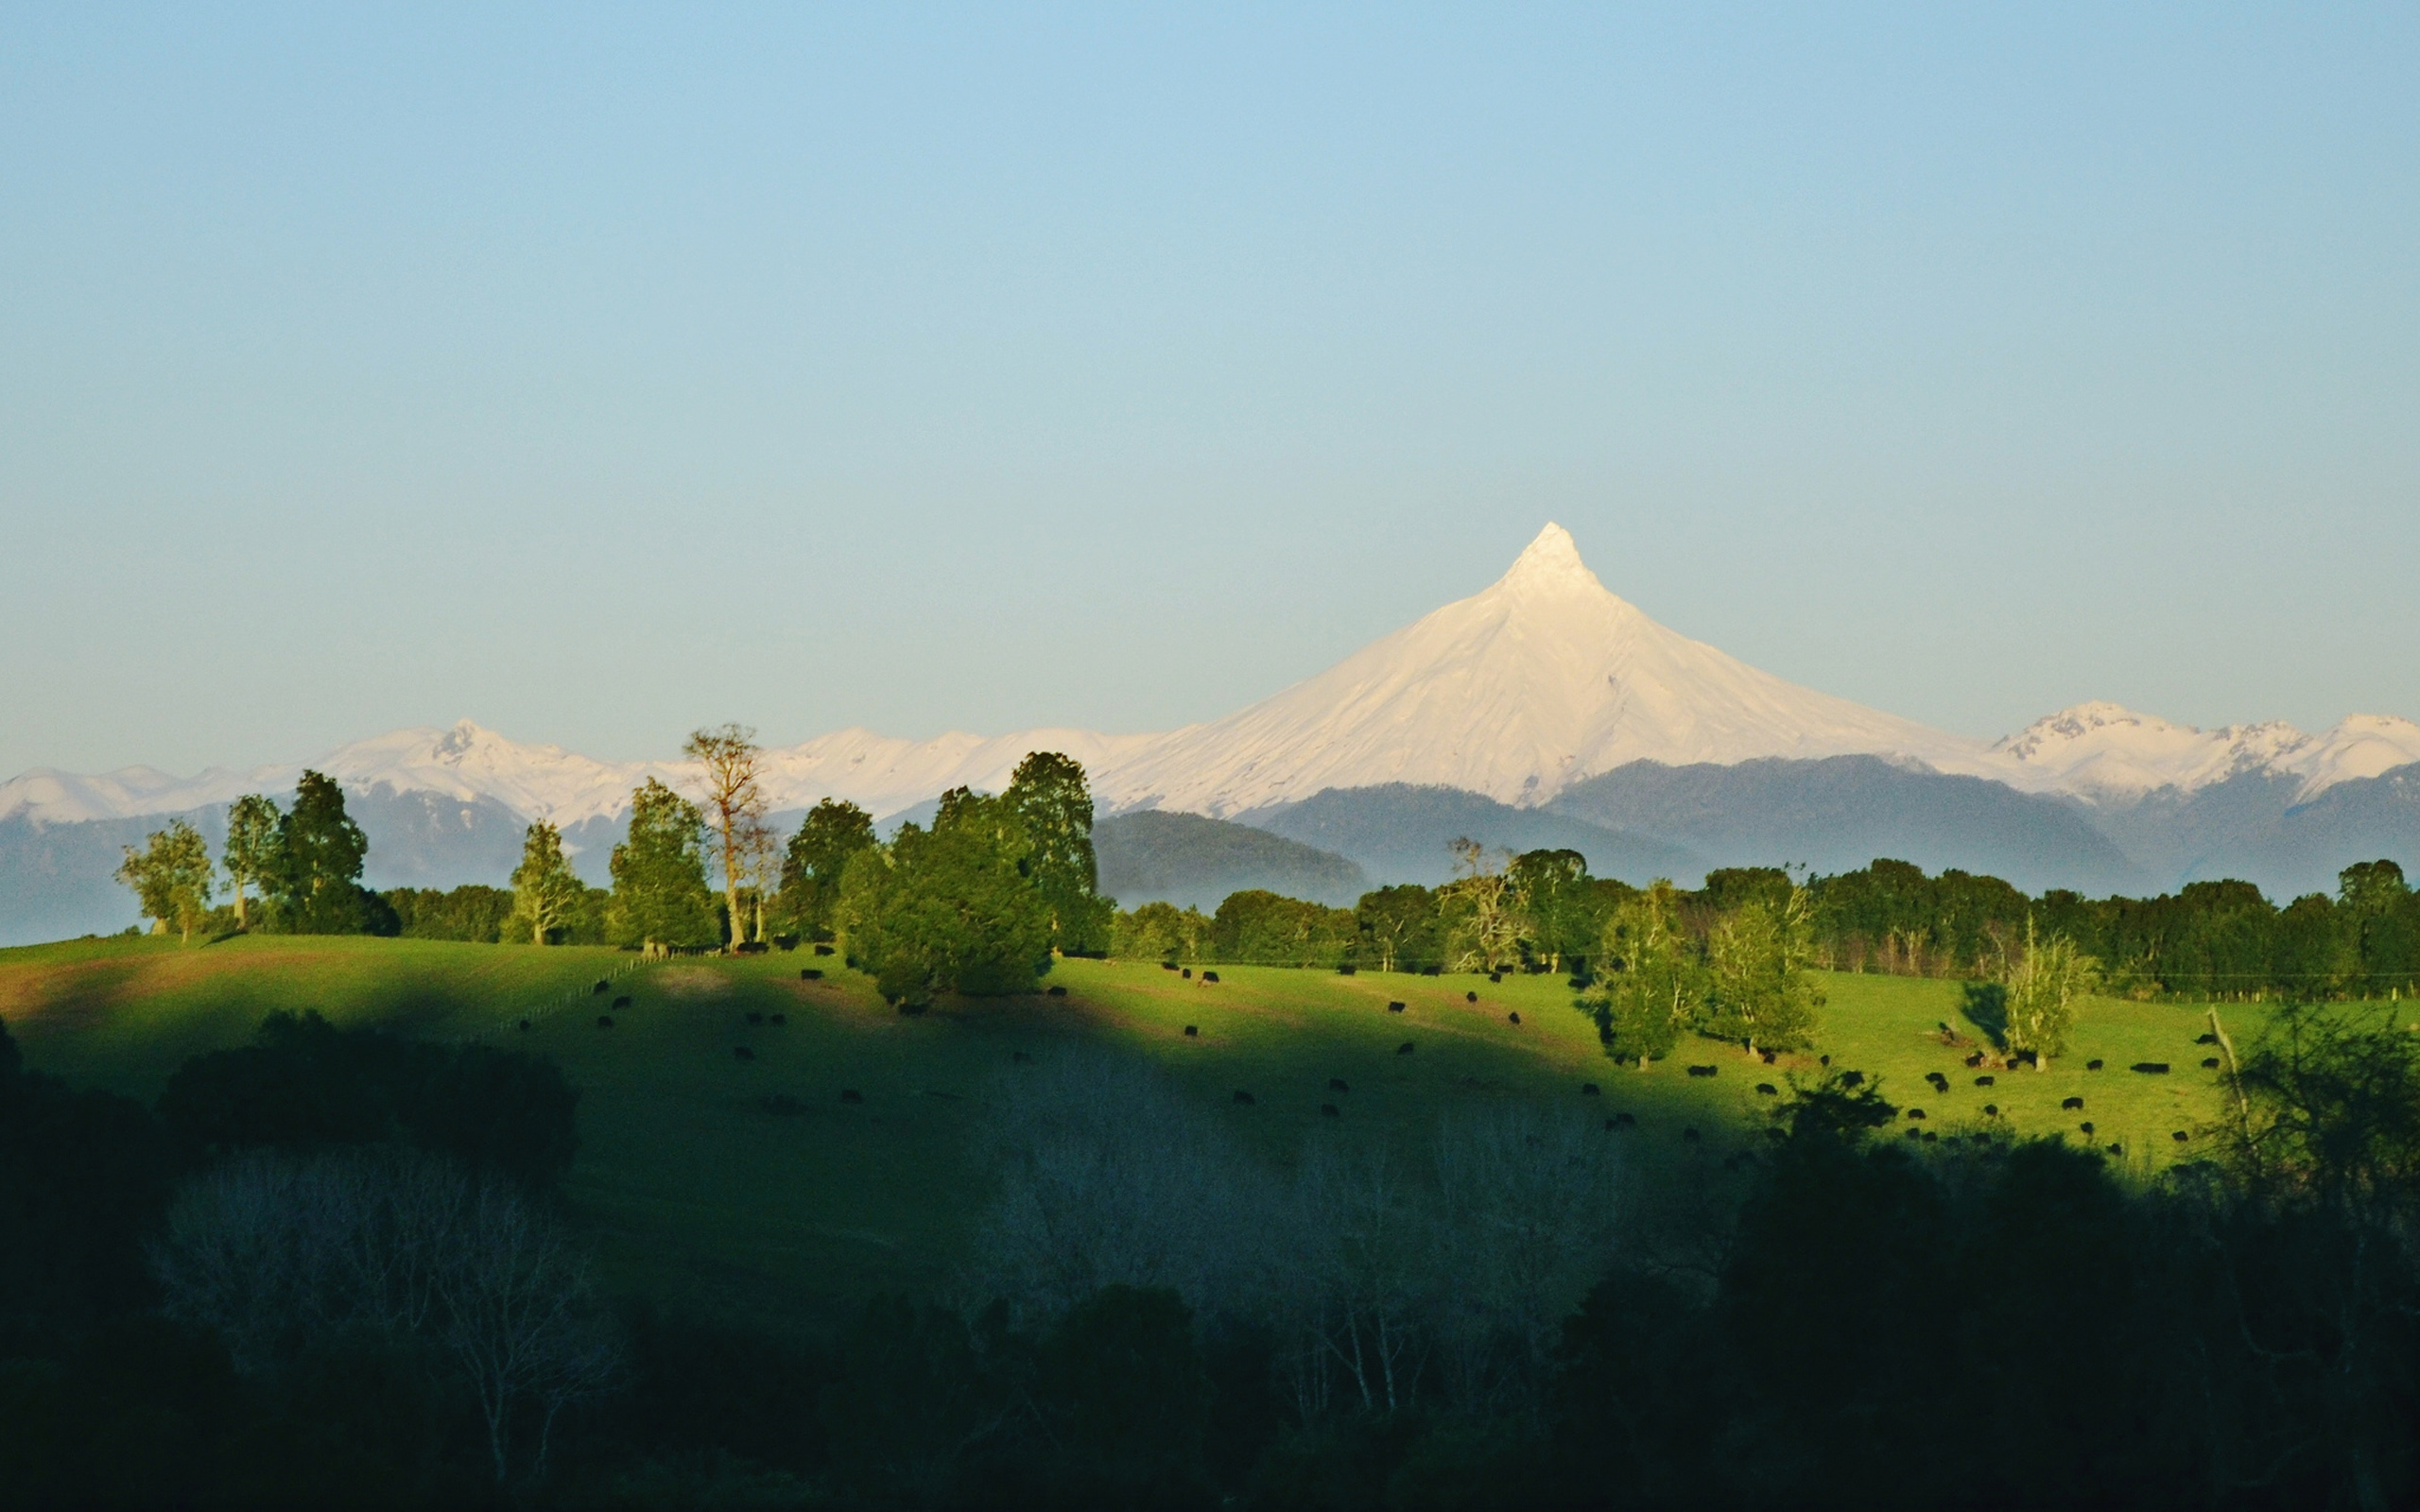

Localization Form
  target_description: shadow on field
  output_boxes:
[1961,980,2008,1047]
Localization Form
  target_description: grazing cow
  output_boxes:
[1760,1049,1777,1064]
[1975,1074,1996,1087]
[1612,1111,1637,1128]
[2080,1121,2095,1135]
[1012,1051,1032,1063]
[2062,1096,2084,1110]
[1905,1128,1923,1140]
[2132,1062,2170,1074]
[1321,1103,1340,1117]
[1184,1025,1200,1038]
[517,1018,531,1032]
[1926,1073,1949,1091]
[1965,1052,1985,1068]
[747,1011,765,1025]
[2172,1130,2189,1143]
[1907,1108,1927,1121]
[1508,1011,1522,1025]
[1682,1127,1701,1143]
[1388,1001,1407,1013]
[1489,971,1502,983]
[593,981,610,995]
[1820,1055,1832,1067]
[1329,1077,1350,1092]
[2195,1032,2219,1045]
[1161,961,1179,971]
[2105,1143,2123,1155]
[840,1089,863,1104]
[1922,1131,1939,1143]
[1182,968,1192,979]
[733,1046,754,1061]
[2201,1057,2221,1070]
[813,943,835,956]
[1983,1105,1998,1117]
[1581,1083,1600,1096]
[2086,1058,2104,1071]
[1755,1083,1778,1096]
[1397,1041,1416,1056]
[1046,985,1067,997]
[1202,971,1220,984]
[1233,1090,1256,1106]
[769,1013,786,1026]
[1421,965,1442,976]
[1841,1071,1865,1087]
[1465,991,1478,1004]
[801,969,823,981]
[613,995,631,1010]
[596,1015,614,1029]
[1686,1065,1718,1078]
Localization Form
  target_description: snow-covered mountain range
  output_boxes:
[9,524,2415,833]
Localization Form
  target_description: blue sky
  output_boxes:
[4,4,2414,774]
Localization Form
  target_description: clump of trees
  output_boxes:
[114,771,394,939]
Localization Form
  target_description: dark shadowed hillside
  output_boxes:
[1240,783,1705,886]
[1094,810,1367,908]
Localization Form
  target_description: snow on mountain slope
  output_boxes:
[1098,524,2002,815]
[1994,702,2420,801]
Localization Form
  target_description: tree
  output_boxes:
[607,779,717,954]
[2000,919,2100,1067]
[1004,751,1114,954]
[220,794,281,931]
[1356,884,1442,973]
[1582,881,1703,1068]
[508,822,585,946]
[1703,887,1824,1056]
[1509,850,1593,971]
[272,770,371,935]
[115,819,216,942]
[683,724,765,951]
[741,815,784,947]
[837,788,1054,1002]
[1443,837,1519,972]
[780,799,877,939]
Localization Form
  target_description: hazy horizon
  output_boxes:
[7,7,2416,777]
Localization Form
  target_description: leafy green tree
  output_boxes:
[2001,919,2100,1066]
[508,821,585,946]
[779,799,877,937]
[270,771,370,935]
[1356,884,1442,972]
[1510,849,1594,971]
[1209,889,1358,967]
[608,779,717,954]
[837,788,1053,1002]
[220,794,281,931]
[683,724,766,949]
[1005,751,1115,954]
[2340,860,2417,996]
[115,819,216,942]
[1704,887,1824,1056]
[1111,900,1213,962]
[1582,880,1703,1068]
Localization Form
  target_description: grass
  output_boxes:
[0,934,2267,1328]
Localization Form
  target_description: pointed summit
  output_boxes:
[1494,522,1606,598]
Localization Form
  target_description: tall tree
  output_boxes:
[220,794,281,931]
[838,787,1054,1002]
[1582,881,1703,1069]
[780,799,876,937]
[273,770,370,935]
[608,780,717,954]
[1704,888,1824,1057]
[684,725,765,951]
[1356,885,1441,973]
[1005,751,1113,954]
[2001,919,2100,1068]
[1509,849,1593,971]
[508,821,585,946]
[115,819,216,942]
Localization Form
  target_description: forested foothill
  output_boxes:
[19,732,2419,1506]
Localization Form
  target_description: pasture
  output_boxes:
[0,934,2263,1327]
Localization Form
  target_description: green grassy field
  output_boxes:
[0,935,2263,1328]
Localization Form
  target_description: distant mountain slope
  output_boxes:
[1239,784,1706,888]
[1547,757,2145,895]
[2079,763,2420,899]
[1094,812,1368,910]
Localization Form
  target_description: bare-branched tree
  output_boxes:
[683,723,766,952]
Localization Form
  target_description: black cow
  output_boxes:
[1182,968,1192,979]
[517,1018,531,1032]
[1508,1011,1522,1025]
[2086,1058,2104,1071]
[2172,1130,2189,1143]
[1841,1071,1865,1087]
[1161,961,1179,971]
[1465,990,1478,1004]
[1975,1074,1995,1087]
[1387,1001,1407,1013]
[1965,1051,1985,1068]
[1926,1072,1949,1091]
[2062,1095,2084,1110]
[1397,1041,1416,1056]
[2080,1121,2095,1135]
[801,969,823,981]
[813,943,835,956]
[734,1046,755,1061]
[1321,1103,1340,1117]
[1329,1077,1350,1093]
[613,995,631,1010]
[1046,985,1067,997]
[1201,971,1220,984]
[2133,1062,2170,1074]
[2195,1032,2219,1045]
[1983,1105,1998,1117]
[1755,1083,1778,1096]
[1233,1090,1256,1106]
[1184,1025,1200,1038]
[2202,1057,2221,1069]
[593,980,610,995]
[596,1015,614,1029]
[840,1089,863,1103]
[1906,1108,1927,1121]
[1686,1065,1718,1078]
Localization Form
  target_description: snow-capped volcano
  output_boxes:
[1101,524,1999,814]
